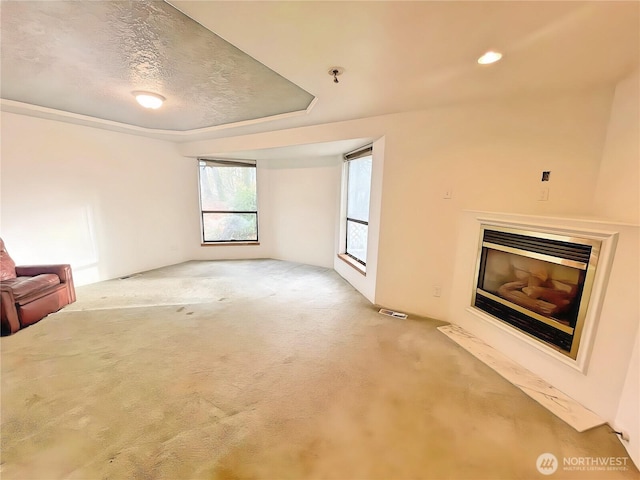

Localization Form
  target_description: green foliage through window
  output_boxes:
[199,160,258,242]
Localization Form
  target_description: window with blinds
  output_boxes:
[198,158,258,243]
[344,145,372,266]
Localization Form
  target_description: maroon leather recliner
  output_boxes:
[0,238,76,335]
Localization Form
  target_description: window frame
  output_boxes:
[343,145,373,268]
[198,158,259,244]
[345,216,368,266]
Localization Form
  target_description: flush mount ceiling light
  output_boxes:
[477,51,503,65]
[132,91,165,109]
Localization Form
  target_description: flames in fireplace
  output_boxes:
[472,226,600,359]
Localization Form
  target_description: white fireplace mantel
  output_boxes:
[448,210,639,431]
[468,216,619,373]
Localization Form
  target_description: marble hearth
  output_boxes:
[449,211,638,444]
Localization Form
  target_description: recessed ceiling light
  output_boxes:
[132,91,165,109]
[477,51,503,65]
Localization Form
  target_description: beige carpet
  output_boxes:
[1,259,636,479]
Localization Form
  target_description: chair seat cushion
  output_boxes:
[2,274,61,302]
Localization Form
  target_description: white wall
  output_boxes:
[594,69,640,224]
[600,69,640,466]
[0,112,195,285]
[373,90,614,319]
[616,337,640,466]
[264,156,341,269]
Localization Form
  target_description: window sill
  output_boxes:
[337,253,366,276]
[201,242,260,246]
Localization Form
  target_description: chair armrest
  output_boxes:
[0,283,17,299]
[16,264,73,283]
[15,264,76,304]
[0,286,20,334]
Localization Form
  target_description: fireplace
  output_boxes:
[472,225,601,359]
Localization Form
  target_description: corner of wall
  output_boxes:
[334,136,385,304]
[613,310,640,468]
[593,69,640,224]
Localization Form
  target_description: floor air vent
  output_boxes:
[379,308,408,319]
[118,274,140,280]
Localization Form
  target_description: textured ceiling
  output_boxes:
[0,1,314,131]
[1,1,638,142]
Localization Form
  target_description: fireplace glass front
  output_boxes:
[472,226,600,359]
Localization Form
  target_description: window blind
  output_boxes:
[343,145,373,161]
[198,158,256,168]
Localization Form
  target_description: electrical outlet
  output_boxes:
[433,285,442,297]
[443,188,453,199]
